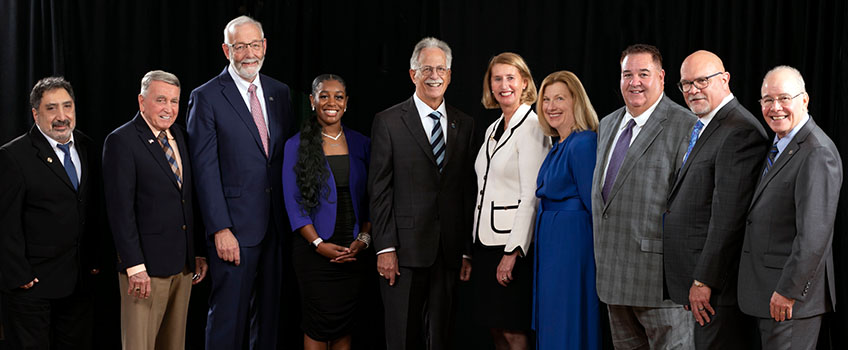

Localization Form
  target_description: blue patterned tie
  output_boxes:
[56,142,79,190]
[681,120,705,167]
[158,131,183,186]
[428,111,445,172]
[602,119,636,203]
[762,143,779,177]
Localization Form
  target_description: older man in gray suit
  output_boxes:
[738,66,842,350]
[592,44,697,349]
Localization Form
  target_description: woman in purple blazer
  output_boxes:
[282,74,371,350]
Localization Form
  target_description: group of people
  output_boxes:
[0,13,841,350]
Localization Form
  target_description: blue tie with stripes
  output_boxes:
[428,111,445,172]
[763,143,779,177]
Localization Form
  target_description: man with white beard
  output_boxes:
[187,15,295,350]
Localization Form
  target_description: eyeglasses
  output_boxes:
[227,39,265,54]
[759,92,805,108]
[417,65,449,76]
[677,72,723,93]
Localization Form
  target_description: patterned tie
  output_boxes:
[248,83,270,156]
[681,120,705,167]
[602,119,636,203]
[158,131,183,187]
[762,143,779,177]
[428,111,445,172]
[56,142,78,190]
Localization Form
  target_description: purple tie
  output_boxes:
[602,119,636,203]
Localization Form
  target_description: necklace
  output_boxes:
[321,130,343,141]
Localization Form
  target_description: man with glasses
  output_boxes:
[738,66,841,349]
[591,44,697,349]
[369,37,475,349]
[187,15,295,349]
[663,50,767,349]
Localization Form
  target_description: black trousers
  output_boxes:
[0,289,93,350]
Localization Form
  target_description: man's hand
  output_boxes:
[214,228,240,266]
[686,280,715,326]
[770,291,795,322]
[460,258,472,281]
[332,240,366,263]
[19,278,38,289]
[128,271,151,299]
[193,257,208,285]
[496,251,518,287]
[377,251,400,286]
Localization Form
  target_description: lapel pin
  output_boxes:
[450,121,456,129]
[47,157,53,163]
[269,96,275,101]
[788,150,794,155]
[148,139,155,144]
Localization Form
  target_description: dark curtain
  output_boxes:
[1,0,846,349]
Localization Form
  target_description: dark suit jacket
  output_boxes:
[187,68,295,246]
[738,117,842,319]
[102,113,202,277]
[368,97,475,269]
[663,98,768,306]
[282,127,370,240]
[0,126,105,298]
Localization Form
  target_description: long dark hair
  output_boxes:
[294,74,346,214]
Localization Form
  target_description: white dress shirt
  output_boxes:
[601,93,665,182]
[36,125,81,182]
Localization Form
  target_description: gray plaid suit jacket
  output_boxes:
[738,117,842,319]
[663,98,768,307]
[592,95,696,307]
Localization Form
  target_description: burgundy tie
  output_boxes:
[248,83,269,156]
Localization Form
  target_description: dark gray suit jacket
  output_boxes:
[592,95,697,307]
[368,97,475,269]
[663,98,768,307]
[738,117,842,319]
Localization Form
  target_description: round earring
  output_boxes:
[344,108,347,112]
[311,105,315,111]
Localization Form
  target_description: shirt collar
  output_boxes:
[697,93,734,129]
[228,64,262,92]
[139,112,174,140]
[35,124,75,147]
[412,92,447,120]
[773,112,810,154]
[622,93,664,129]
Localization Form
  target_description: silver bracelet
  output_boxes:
[355,232,371,248]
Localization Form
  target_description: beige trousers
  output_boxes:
[119,269,192,350]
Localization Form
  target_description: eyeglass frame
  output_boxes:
[677,72,724,93]
[758,92,805,108]
[416,65,450,77]
[226,39,266,54]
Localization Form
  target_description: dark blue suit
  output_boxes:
[187,67,294,349]
[282,127,370,238]
[102,113,200,277]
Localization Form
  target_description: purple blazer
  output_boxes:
[282,127,370,239]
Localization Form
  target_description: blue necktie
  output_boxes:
[602,119,636,203]
[681,120,705,167]
[428,111,445,172]
[762,143,779,177]
[56,142,79,190]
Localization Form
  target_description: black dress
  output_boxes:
[292,155,367,341]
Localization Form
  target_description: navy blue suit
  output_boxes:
[102,113,200,277]
[187,67,294,349]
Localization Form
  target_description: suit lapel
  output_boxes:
[264,82,280,157]
[218,68,267,157]
[604,99,668,207]
[443,104,460,167]
[133,114,180,189]
[28,126,77,191]
[173,125,190,195]
[74,131,89,195]
[749,118,815,209]
[400,98,438,167]
[670,102,733,196]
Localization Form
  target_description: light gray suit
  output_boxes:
[592,95,696,348]
[738,117,841,349]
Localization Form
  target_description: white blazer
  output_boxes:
[473,104,550,255]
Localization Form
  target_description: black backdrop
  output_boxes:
[2,0,847,349]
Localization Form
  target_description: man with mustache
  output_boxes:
[738,66,841,350]
[0,77,106,348]
[187,15,295,349]
[591,44,697,349]
[663,51,767,349]
[369,37,475,349]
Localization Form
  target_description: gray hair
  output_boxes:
[140,70,180,96]
[763,65,806,91]
[223,16,264,45]
[409,37,453,71]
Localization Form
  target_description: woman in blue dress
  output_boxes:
[532,71,600,349]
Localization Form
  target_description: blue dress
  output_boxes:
[532,130,600,350]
